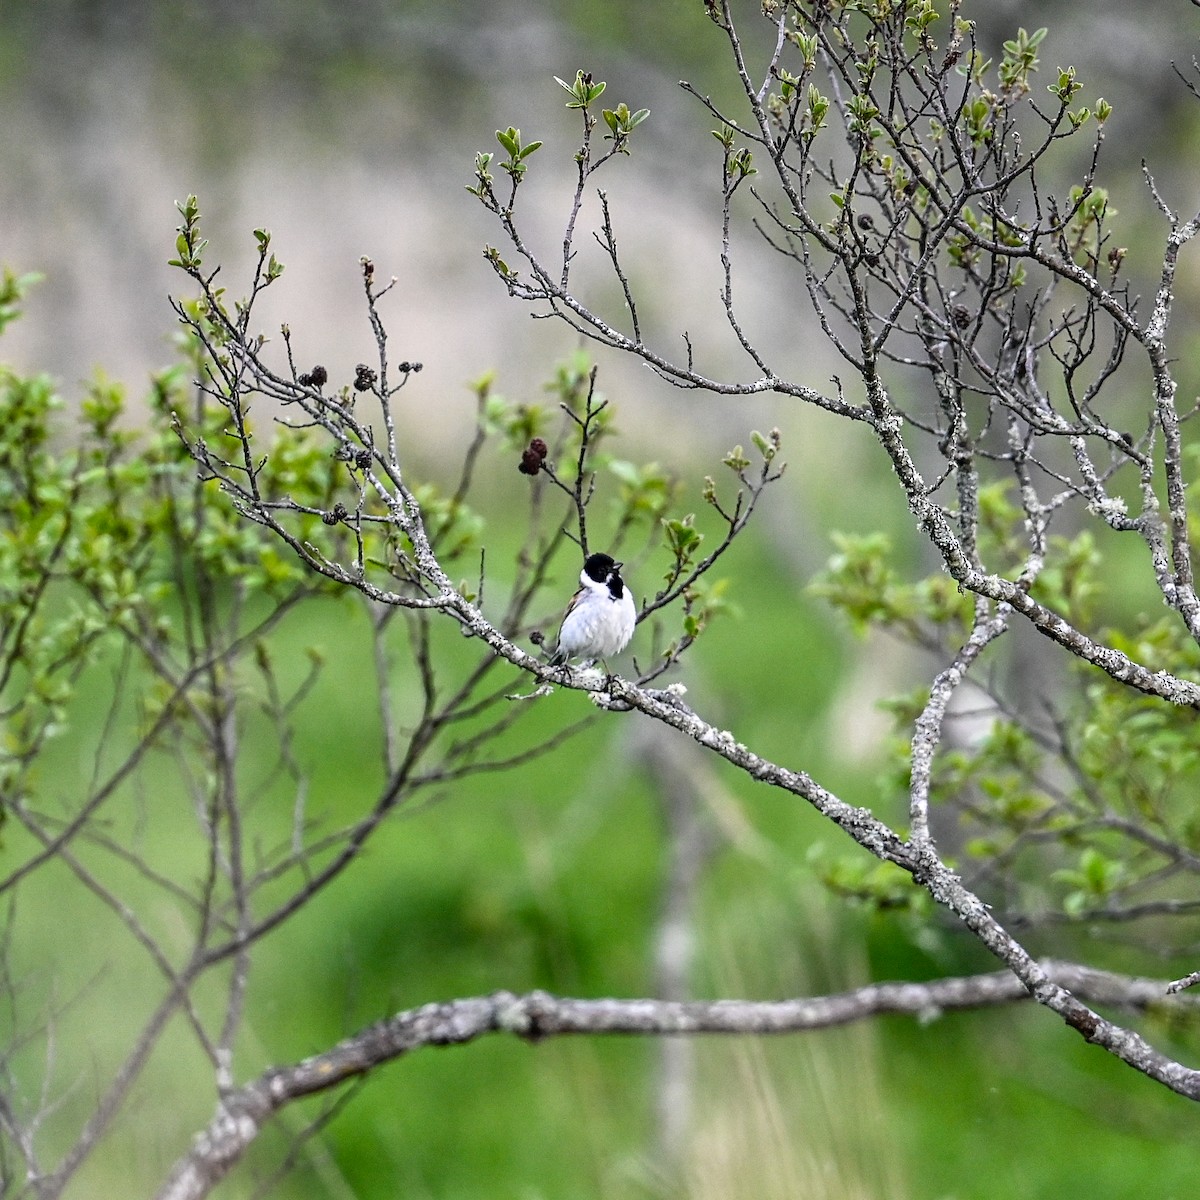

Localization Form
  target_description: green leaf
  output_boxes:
[0,268,42,334]
[722,445,751,472]
[555,70,606,108]
[663,516,703,556]
[750,429,780,461]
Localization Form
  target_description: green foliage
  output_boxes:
[810,532,970,637]
[1074,618,1200,859]
[411,481,485,562]
[678,572,736,639]
[0,359,157,801]
[1064,185,1114,266]
[479,375,548,450]
[1054,846,1127,917]
[472,71,649,209]
[834,513,1200,936]
[661,511,702,566]
[0,267,42,335]
[1049,64,1083,104]
[609,458,675,525]
[998,26,1046,95]
[465,152,494,198]
[495,125,543,178]
[805,83,830,139]
[0,281,357,828]
[555,68,607,109]
[167,193,206,270]
[808,844,929,915]
[601,100,650,150]
[548,348,607,421]
[904,0,939,36]
[847,92,880,139]
[556,69,649,151]
[1030,531,1102,619]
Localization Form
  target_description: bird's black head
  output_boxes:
[583,552,619,584]
[583,552,626,598]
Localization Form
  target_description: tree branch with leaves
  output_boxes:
[7,2,1200,1197]
[463,0,1200,1095]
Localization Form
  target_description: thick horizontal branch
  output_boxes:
[157,963,1197,1200]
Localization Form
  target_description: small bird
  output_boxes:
[549,552,637,667]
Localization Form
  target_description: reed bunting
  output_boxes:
[548,552,636,667]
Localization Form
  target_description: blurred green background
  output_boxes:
[4,1,1200,1196]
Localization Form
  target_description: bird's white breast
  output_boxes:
[560,589,636,657]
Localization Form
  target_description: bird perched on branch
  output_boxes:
[548,552,636,667]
